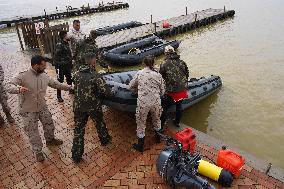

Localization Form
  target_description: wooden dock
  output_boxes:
[96,8,235,50]
[0,2,129,28]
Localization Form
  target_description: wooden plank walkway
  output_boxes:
[0,2,129,28]
[96,8,235,49]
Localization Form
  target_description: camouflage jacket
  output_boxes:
[73,64,111,112]
[74,37,108,69]
[159,53,189,93]
[74,38,99,69]
[129,67,165,106]
[53,40,72,67]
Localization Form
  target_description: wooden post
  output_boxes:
[15,23,24,51]
[154,22,157,34]
[224,6,226,12]
[21,23,28,47]
[265,163,272,174]
[195,14,197,22]
[186,7,188,15]
[151,15,153,24]
[44,19,49,27]
[37,36,45,55]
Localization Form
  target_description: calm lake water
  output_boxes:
[0,0,283,168]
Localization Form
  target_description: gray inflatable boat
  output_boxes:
[96,21,143,36]
[103,71,222,112]
[103,36,180,66]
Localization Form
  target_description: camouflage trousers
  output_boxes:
[21,106,55,154]
[72,108,110,159]
[0,84,11,115]
[135,99,162,138]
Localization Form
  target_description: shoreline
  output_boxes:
[0,36,283,189]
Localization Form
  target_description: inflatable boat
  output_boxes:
[103,36,180,66]
[103,71,222,112]
[96,21,143,36]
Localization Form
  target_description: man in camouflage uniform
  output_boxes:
[0,64,14,126]
[7,55,73,162]
[74,30,107,70]
[128,55,165,152]
[159,45,189,129]
[53,31,73,102]
[72,53,112,163]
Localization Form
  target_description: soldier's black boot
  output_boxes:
[71,145,83,164]
[100,135,112,146]
[71,144,83,164]
[154,130,162,143]
[0,115,4,126]
[5,112,15,124]
[173,119,180,127]
[133,137,145,152]
[72,155,82,164]
[57,90,64,102]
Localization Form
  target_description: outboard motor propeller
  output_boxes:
[156,134,216,189]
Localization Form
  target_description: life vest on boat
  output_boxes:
[128,48,141,55]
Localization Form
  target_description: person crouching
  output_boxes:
[128,55,165,152]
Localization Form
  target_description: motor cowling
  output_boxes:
[157,147,215,189]
[156,147,177,185]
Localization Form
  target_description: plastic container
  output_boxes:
[163,21,170,28]
[175,128,196,154]
[217,146,245,178]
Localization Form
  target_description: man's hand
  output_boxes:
[19,87,29,93]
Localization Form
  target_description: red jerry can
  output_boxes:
[163,21,170,28]
[217,146,245,178]
[175,128,197,154]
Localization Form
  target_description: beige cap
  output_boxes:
[164,45,175,54]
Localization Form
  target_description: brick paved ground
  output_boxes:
[0,49,283,189]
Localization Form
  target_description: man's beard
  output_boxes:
[36,69,45,74]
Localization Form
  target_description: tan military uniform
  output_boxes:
[129,67,165,138]
[7,68,72,154]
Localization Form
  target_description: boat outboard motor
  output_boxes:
[156,134,215,189]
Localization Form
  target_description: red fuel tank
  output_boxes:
[174,128,197,154]
[163,21,170,28]
[217,147,245,178]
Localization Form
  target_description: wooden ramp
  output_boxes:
[96,8,235,49]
